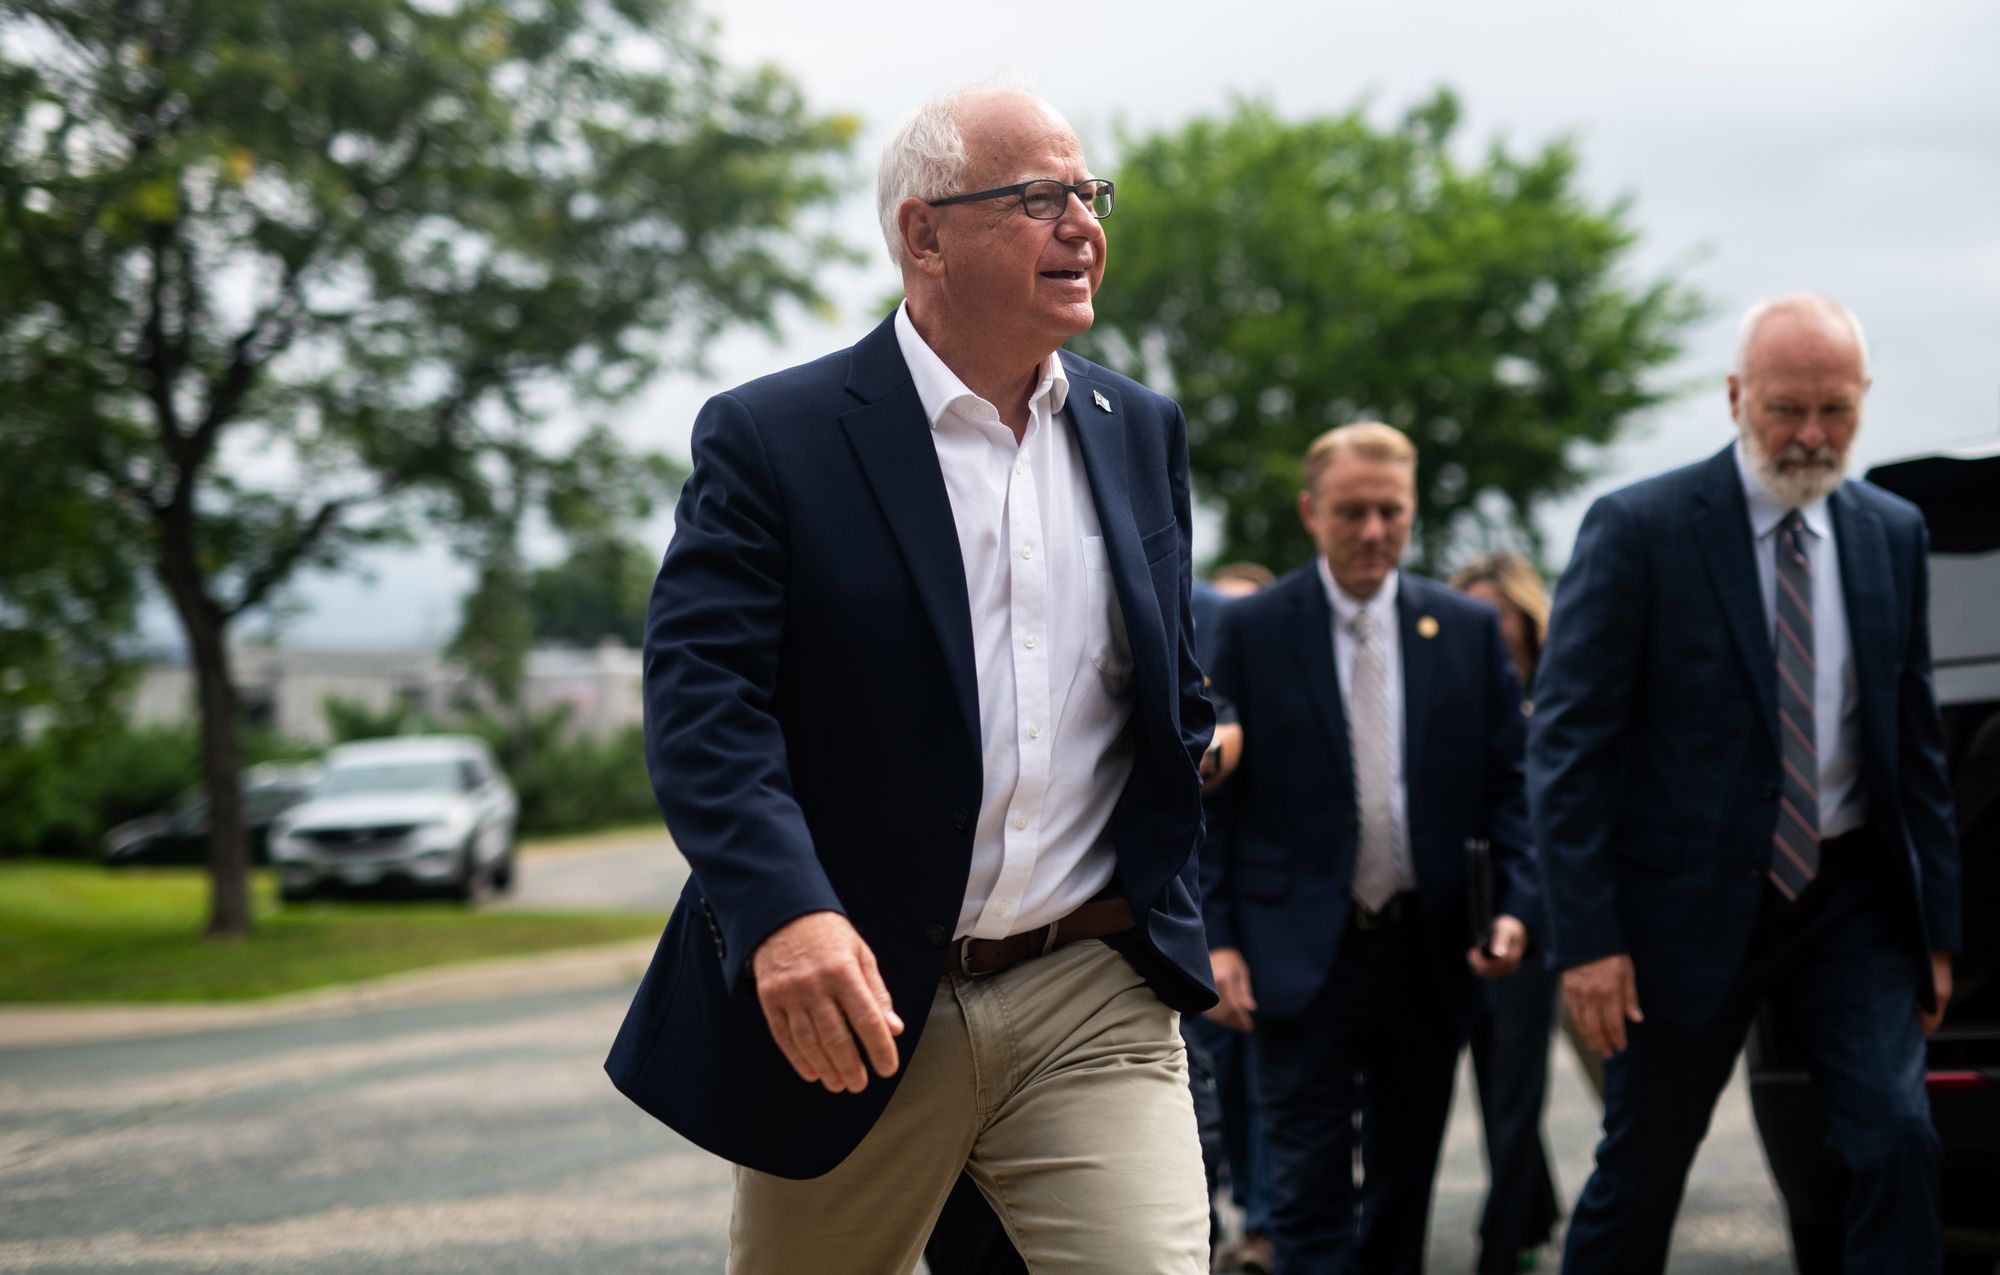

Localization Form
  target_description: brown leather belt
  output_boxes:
[950,897,1135,976]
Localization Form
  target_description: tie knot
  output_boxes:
[1781,509,1807,540]
[1349,609,1376,641]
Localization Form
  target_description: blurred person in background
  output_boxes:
[1451,551,1562,1274]
[1530,294,1958,1273]
[607,85,1218,1274]
[1203,422,1540,1274]
[1191,560,1277,1274]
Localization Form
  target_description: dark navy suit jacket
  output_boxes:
[605,313,1217,1179]
[1201,565,1540,1019]
[1528,445,1961,1026]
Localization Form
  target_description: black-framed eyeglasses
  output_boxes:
[926,178,1114,221]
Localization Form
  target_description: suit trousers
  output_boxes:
[1467,951,1561,1272]
[1561,832,1941,1274]
[729,940,1209,1275]
[1255,899,1466,1275]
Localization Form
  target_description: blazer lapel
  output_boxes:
[1066,362,1170,717]
[1396,577,1434,803]
[1829,485,1896,774]
[1285,568,1352,775]
[1691,447,1781,757]
[837,317,980,749]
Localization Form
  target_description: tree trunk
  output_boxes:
[155,508,253,939]
[187,609,252,939]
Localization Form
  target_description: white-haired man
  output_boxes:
[606,86,1217,1273]
[1531,294,1960,1271]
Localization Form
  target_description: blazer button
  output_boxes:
[926,924,949,947]
[952,807,971,831]
[1759,783,1779,801]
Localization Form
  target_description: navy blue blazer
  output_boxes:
[1528,445,1961,1026]
[605,313,1217,1179]
[1201,565,1540,1020]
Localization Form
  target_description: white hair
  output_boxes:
[1732,293,1871,380]
[875,75,1045,271]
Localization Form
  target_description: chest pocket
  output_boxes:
[1081,534,1135,698]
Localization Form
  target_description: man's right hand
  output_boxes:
[1204,947,1258,1033]
[1562,953,1643,1058]
[750,910,904,1094]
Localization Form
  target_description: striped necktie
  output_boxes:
[1770,510,1820,900]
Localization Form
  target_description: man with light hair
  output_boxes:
[607,84,1217,1273]
[1532,294,1959,1271]
[1202,419,1540,1273]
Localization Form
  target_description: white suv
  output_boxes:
[270,736,519,903]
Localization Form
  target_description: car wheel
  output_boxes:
[490,843,516,893]
[445,842,481,905]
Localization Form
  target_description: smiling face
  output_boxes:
[1728,305,1870,506]
[1299,452,1415,600]
[912,92,1107,363]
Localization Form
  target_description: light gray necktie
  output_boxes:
[1347,607,1403,912]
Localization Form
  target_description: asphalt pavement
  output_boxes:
[0,833,1792,1272]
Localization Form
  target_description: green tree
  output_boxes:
[526,534,660,648]
[1078,92,1702,573]
[0,0,854,936]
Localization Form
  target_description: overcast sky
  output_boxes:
[243,0,2000,649]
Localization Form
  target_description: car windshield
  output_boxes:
[315,761,463,798]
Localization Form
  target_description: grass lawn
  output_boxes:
[0,859,661,1004]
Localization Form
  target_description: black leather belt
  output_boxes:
[950,897,1135,976]
[1350,892,1415,931]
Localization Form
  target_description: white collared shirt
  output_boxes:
[1733,440,1866,838]
[1318,560,1415,889]
[894,303,1136,941]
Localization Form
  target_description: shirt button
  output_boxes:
[1024,635,1037,649]
[1020,544,1033,560]
[1015,462,1025,476]
[1026,724,1041,739]
[993,903,1008,917]
[1014,814,1029,830]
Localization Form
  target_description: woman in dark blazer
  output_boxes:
[1452,552,1566,1275]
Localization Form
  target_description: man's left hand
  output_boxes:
[1921,951,1954,1035]
[1467,915,1528,979]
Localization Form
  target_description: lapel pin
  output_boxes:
[1417,615,1440,639]
[1092,389,1111,413]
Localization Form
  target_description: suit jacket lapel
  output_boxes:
[1284,568,1352,779]
[1396,577,1434,807]
[1066,361,1170,716]
[1691,446,1782,757]
[838,317,980,749]
[1829,485,1896,774]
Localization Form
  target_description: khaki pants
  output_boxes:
[729,940,1209,1274]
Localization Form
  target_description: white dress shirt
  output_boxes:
[894,304,1136,940]
[1318,560,1416,890]
[1734,440,1866,838]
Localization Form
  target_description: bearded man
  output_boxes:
[1529,294,1961,1273]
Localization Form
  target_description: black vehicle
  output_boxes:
[1747,440,2000,1274]
[100,763,321,867]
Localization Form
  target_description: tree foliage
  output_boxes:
[1078,92,1703,574]
[0,0,854,934]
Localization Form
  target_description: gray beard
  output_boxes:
[1743,429,1846,506]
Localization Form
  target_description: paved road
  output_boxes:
[0,984,1789,1272]
[0,832,1789,1271]
[491,830,687,915]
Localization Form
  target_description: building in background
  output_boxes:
[131,641,643,743]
